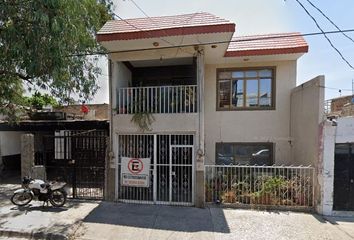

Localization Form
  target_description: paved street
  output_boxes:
[74,202,354,240]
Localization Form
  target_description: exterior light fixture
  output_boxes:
[153,42,159,47]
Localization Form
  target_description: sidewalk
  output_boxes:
[0,176,99,240]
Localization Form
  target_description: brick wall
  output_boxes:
[331,95,353,112]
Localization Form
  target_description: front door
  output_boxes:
[333,143,354,211]
[118,134,194,206]
[169,145,194,204]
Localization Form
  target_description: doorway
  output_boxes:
[117,134,195,206]
[333,143,354,211]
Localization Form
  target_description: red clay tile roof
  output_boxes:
[97,12,235,42]
[225,32,309,57]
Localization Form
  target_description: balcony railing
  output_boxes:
[117,85,197,114]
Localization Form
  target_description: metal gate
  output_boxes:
[117,134,194,206]
[333,143,354,211]
[41,130,106,200]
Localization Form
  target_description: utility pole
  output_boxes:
[351,79,354,114]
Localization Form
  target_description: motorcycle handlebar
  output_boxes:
[22,176,33,184]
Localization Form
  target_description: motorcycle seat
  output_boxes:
[40,183,50,189]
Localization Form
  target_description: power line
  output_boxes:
[294,0,354,71]
[70,28,354,57]
[320,86,353,92]
[129,0,151,21]
[305,0,354,44]
[112,12,179,49]
[126,0,196,56]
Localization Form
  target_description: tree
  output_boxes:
[24,91,58,110]
[0,0,113,119]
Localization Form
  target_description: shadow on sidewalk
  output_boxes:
[82,202,230,233]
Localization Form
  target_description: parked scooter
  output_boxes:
[11,177,67,207]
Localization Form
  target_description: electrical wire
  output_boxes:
[112,12,194,56]
[126,0,196,56]
[320,85,353,92]
[70,28,354,57]
[305,0,354,44]
[128,0,151,21]
[112,12,176,48]
[294,0,354,71]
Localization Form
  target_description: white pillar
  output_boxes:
[195,48,205,207]
[317,120,336,215]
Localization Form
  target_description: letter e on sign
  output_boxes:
[128,158,144,174]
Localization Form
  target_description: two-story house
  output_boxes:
[97,12,320,207]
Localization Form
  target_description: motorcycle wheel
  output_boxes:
[49,189,67,207]
[11,192,33,206]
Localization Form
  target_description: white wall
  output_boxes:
[204,61,297,165]
[319,116,354,216]
[317,120,336,215]
[114,114,198,134]
[111,61,132,110]
[0,131,23,156]
[111,61,132,170]
[334,116,354,143]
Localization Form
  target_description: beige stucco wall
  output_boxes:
[290,75,325,167]
[204,60,297,165]
[113,114,198,134]
[110,58,317,167]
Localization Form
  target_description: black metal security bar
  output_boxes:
[42,130,107,200]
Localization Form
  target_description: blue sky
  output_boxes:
[94,0,354,103]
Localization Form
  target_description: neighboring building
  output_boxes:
[97,12,324,207]
[325,95,354,117]
[54,103,109,120]
[317,97,354,215]
[0,104,109,190]
[319,117,354,215]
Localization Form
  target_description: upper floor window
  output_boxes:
[217,68,275,110]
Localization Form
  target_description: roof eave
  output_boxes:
[224,46,309,57]
[97,23,235,42]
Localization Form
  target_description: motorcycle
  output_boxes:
[11,177,67,207]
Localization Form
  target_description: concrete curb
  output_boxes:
[0,219,82,240]
[0,229,68,240]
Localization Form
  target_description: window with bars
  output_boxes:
[217,68,275,110]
